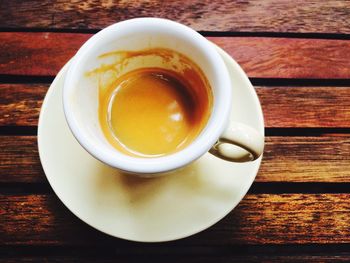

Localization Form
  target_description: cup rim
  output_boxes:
[63,17,232,174]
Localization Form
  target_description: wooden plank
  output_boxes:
[0,84,47,126]
[2,255,350,263]
[0,1,349,34]
[258,136,350,182]
[255,87,350,128]
[2,194,349,245]
[1,135,349,184]
[1,33,350,79]
[0,136,43,183]
[1,84,350,128]
[0,33,88,76]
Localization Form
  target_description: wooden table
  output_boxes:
[1,1,350,262]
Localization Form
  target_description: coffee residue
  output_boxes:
[87,48,213,157]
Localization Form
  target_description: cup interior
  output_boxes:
[63,18,231,174]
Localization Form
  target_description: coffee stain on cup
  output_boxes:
[86,48,213,158]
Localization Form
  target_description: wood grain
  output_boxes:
[1,136,349,184]
[0,136,43,183]
[0,33,88,76]
[259,136,350,182]
[2,84,350,128]
[2,194,349,245]
[209,37,350,79]
[0,1,349,34]
[1,1,349,260]
[3,255,350,263]
[255,87,350,128]
[0,84,47,126]
[1,33,350,78]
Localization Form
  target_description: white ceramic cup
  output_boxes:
[63,18,264,175]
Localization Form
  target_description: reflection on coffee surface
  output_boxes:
[89,48,212,157]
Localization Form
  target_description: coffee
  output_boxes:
[96,49,212,157]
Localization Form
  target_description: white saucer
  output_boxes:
[38,46,264,242]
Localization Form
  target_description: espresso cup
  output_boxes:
[63,18,264,175]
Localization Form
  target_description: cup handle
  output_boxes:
[209,122,264,162]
